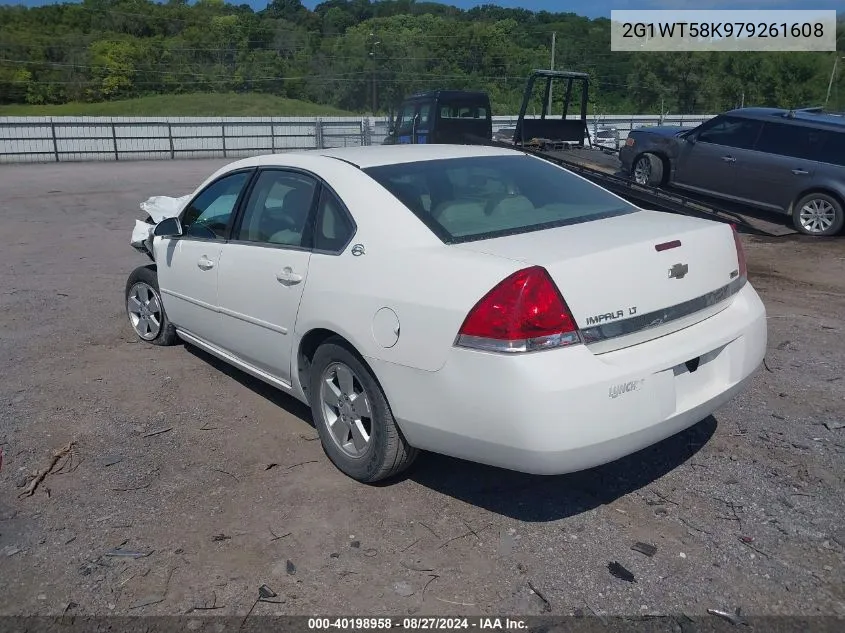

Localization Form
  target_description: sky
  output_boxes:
[1,0,842,21]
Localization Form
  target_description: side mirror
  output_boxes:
[153,217,182,237]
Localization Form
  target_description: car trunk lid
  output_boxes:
[453,210,744,354]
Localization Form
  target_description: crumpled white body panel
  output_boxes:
[140,195,191,223]
[130,194,191,257]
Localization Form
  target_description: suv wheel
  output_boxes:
[632,153,664,187]
[792,193,844,237]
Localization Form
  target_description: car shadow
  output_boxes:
[183,342,715,522]
[400,416,716,522]
[183,343,314,424]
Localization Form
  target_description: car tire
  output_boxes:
[309,337,418,483]
[791,193,845,237]
[125,265,178,346]
[632,153,664,187]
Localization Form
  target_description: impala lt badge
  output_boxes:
[668,263,689,279]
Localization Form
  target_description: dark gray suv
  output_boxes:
[618,107,845,236]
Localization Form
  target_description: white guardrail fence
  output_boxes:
[0,114,714,164]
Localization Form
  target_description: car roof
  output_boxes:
[259,144,522,169]
[725,107,845,130]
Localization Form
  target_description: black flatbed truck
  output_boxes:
[387,70,795,237]
[382,89,492,146]
[506,70,795,237]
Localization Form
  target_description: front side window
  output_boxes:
[696,116,762,150]
[395,103,417,134]
[417,102,432,127]
[234,170,317,247]
[181,171,251,240]
[364,154,637,243]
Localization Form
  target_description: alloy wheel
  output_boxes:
[319,362,373,458]
[633,157,651,185]
[798,198,836,234]
[127,282,163,341]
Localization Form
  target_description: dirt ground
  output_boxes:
[1,159,844,619]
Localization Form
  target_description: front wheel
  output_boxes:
[632,153,664,187]
[309,338,418,483]
[791,193,844,237]
[125,265,177,346]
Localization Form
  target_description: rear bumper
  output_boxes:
[369,283,767,475]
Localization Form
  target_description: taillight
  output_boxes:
[455,266,581,353]
[625,137,635,147]
[731,224,747,283]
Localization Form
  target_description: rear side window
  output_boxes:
[754,123,827,160]
[363,155,637,244]
[817,131,845,167]
[697,116,762,150]
[234,170,317,247]
[313,188,355,253]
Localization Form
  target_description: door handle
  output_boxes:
[791,168,809,175]
[276,267,303,285]
[197,256,215,271]
[721,155,736,163]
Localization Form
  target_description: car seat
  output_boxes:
[262,186,314,245]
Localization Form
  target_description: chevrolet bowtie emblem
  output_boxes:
[668,263,689,279]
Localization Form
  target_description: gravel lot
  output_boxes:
[1,159,844,619]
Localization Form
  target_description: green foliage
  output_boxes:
[0,1,842,114]
[0,92,355,116]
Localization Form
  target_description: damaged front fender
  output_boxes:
[130,194,191,262]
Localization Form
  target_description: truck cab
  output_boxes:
[383,90,492,145]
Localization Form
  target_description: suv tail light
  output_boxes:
[455,266,581,353]
[731,224,747,284]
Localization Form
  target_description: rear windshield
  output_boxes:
[438,102,489,120]
[362,154,637,243]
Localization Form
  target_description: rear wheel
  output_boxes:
[309,338,418,483]
[632,153,664,187]
[791,193,844,237]
[125,265,177,346]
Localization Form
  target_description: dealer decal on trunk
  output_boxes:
[609,378,646,399]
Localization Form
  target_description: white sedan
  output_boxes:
[126,144,767,483]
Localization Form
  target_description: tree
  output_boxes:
[0,0,841,112]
